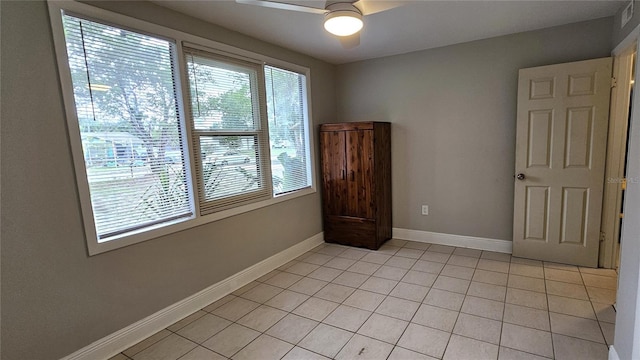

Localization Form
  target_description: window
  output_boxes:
[50,2,315,254]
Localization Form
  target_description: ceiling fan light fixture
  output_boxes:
[323,4,363,37]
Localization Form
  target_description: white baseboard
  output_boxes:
[609,345,620,360]
[393,228,512,254]
[61,232,324,360]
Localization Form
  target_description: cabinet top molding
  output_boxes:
[320,121,390,132]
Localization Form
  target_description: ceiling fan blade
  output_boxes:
[355,0,408,16]
[340,33,360,49]
[236,0,328,14]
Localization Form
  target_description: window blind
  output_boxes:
[265,66,312,195]
[61,14,192,240]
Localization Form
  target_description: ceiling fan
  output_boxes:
[235,0,405,48]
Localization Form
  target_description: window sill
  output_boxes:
[87,186,316,255]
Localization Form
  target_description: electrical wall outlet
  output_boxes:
[421,205,429,215]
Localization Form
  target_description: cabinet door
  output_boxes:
[346,130,374,219]
[321,131,347,216]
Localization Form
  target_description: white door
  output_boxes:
[513,58,612,267]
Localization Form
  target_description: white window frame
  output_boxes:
[48,0,317,255]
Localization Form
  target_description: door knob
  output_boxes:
[516,173,526,180]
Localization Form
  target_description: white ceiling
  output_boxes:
[152,0,625,64]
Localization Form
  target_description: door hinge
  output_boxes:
[600,231,606,242]
[612,77,618,88]
[621,178,627,190]
[620,213,625,219]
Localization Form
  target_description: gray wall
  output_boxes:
[0,1,335,359]
[335,18,613,241]
[612,0,639,47]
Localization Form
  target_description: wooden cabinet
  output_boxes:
[320,122,391,250]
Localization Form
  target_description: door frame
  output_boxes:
[599,43,636,269]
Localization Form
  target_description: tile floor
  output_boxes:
[110,240,618,360]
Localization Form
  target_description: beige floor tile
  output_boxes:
[177,314,232,343]
[543,262,579,272]
[202,324,259,357]
[284,262,321,276]
[237,305,287,332]
[335,334,394,360]
[388,347,438,360]
[403,241,431,250]
[257,270,282,283]
[377,244,402,256]
[343,289,386,311]
[507,274,545,293]
[412,260,445,274]
[124,330,172,357]
[481,251,512,263]
[203,295,237,313]
[467,281,507,301]
[552,333,609,360]
[423,288,465,311]
[302,253,334,266]
[447,253,478,269]
[288,277,328,295]
[478,259,510,273]
[506,288,548,310]
[264,271,303,288]
[549,312,605,343]
[308,267,343,282]
[239,283,283,303]
[545,280,589,300]
[266,313,319,344]
[453,313,501,344]
[133,334,196,360]
[314,283,355,303]
[232,281,260,296]
[375,296,420,321]
[338,248,369,260]
[174,346,226,360]
[402,270,438,287]
[385,256,418,270]
[387,239,409,247]
[500,323,553,358]
[390,282,429,302]
[412,304,459,332]
[298,324,353,358]
[428,244,456,254]
[108,354,129,360]
[396,248,426,259]
[547,295,595,319]
[265,289,310,312]
[586,286,616,304]
[498,347,551,360]
[441,264,475,280]
[579,267,617,277]
[544,268,583,284]
[373,265,409,280]
[315,244,348,257]
[323,257,356,271]
[600,321,615,345]
[233,334,293,360]
[582,273,617,290]
[511,258,543,266]
[358,313,409,344]
[292,297,339,321]
[453,247,483,258]
[331,271,369,288]
[443,334,499,360]
[281,347,330,360]
[362,252,393,264]
[503,303,550,331]
[420,251,451,264]
[167,310,206,332]
[212,297,261,322]
[433,275,470,294]
[510,263,544,278]
[347,261,382,275]
[360,276,398,295]
[322,304,371,332]
[461,295,504,321]
[473,269,508,286]
[279,260,300,271]
[592,302,617,323]
[397,323,451,358]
